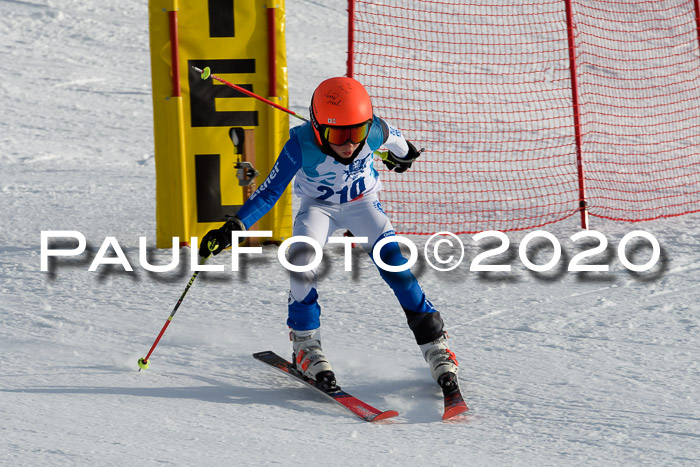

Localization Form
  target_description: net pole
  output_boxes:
[694,0,700,52]
[347,0,355,78]
[564,0,589,230]
[168,10,181,97]
[267,6,277,97]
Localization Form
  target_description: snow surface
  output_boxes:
[1,0,700,465]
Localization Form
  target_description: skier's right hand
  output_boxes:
[199,216,246,257]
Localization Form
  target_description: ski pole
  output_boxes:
[137,250,213,371]
[193,66,415,164]
[192,66,308,122]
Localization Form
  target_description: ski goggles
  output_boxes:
[322,120,372,146]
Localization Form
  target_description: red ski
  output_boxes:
[253,351,399,422]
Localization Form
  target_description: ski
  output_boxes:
[442,389,469,420]
[253,351,399,422]
[438,373,469,420]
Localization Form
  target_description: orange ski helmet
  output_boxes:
[310,77,373,151]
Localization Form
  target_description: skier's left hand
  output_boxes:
[381,141,423,173]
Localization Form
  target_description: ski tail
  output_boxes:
[253,351,399,423]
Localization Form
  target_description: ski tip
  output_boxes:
[370,410,400,422]
[442,404,469,421]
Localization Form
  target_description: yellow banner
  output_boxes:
[149,0,292,248]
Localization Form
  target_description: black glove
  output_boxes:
[199,216,246,257]
[382,141,423,173]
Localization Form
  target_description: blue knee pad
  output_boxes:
[287,288,321,331]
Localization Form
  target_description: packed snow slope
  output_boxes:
[1,1,699,466]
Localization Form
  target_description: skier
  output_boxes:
[199,77,460,393]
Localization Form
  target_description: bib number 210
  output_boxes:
[317,178,366,203]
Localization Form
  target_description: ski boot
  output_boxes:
[290,328,337,392]
[420,332,460,394]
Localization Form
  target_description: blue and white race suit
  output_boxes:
[235,116,437,331]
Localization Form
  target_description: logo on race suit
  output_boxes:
[373,200,386,216]
[343,155,369,182]
[389,126,402,138]
[249,160,280,201]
